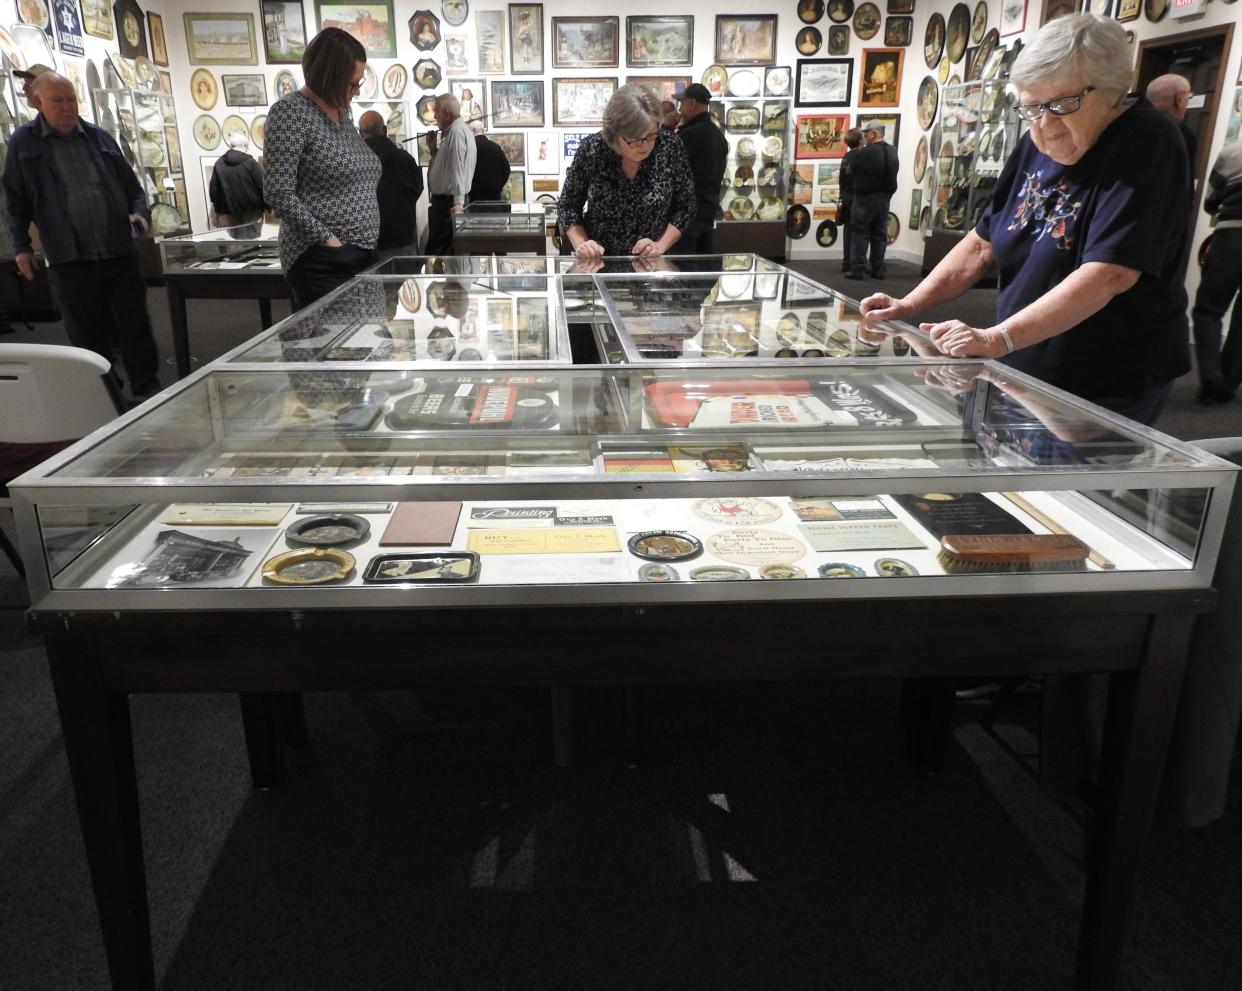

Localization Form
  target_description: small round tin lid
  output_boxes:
[628,531,703,562]
[689,565,751,581]
[818,562,866,578]
[638,562,681,583]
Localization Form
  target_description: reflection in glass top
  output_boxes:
[229,274,570,364]
[365,253,785,278]
[42,363,1212,483]
[590,269,919,363]
[159,223,281,271]
[453,201,546,234]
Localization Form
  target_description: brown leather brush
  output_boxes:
[938,534,1090,573]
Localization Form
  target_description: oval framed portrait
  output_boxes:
[853,2,881,40]
[924,13,945,68]
[946,3,971,63]
[971,1,988,43]
[250,114,267,150]
[414,58,441,90]
[886,211,900,244]
[917,75,938,131]
[416,94,437,125]
[787,204,811,239]
[799,0,826,22]
[383,63,408,99]
[816,218,838,247]
[190,68,217,111]
[274,69,298,99]
[913,133,929,182]
[409,10,442,51]
[796,27,823,56]
[221,114,249,144]
[827,0,854,24]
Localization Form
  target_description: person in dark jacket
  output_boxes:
[209,133,266,226]
[672,83,728,254]
[468,120,511,206]
[1192,139,1242,403]
[838,128,863,273]
[846,119,899,280]
[2,72,160,398]
[359,110,423,255]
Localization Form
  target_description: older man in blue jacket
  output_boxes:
[3,72,160,398]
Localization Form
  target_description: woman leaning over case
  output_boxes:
[264,27,382,311]
[861,14,1190,425]
[558,85,695,260]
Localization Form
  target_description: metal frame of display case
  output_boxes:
[452,201,548,255]
[93,87,190,236]
[11,259,1239,991]
[711,95,791,260]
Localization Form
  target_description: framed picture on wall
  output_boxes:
[114,0,148,59]
[489,132,526,166]
[81,0,113,40]
[526,129,560,175]
[999,0,1026,36]
[625,75,692,104]
[552,76,617,126]
[859,48,903,107]
[261,1,308,64]
[625,15,692,68]
[222,74,268,107]
[147,12,168,66]
[552,16,618,69]
[855,111,900,148]
[490,79,545,126]
[477,9,505,73]
[714,14,777,66]
[450,79,486,124]
[503,169,525,202]
[794,113,850,159]
[795,59,853,107]
[314,1,396,59]
[184,12,259,66]
[509,3,543,74]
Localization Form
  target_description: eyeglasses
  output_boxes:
[349,77,365,90]
[621,130,659,149]
[1013,86,1096,121]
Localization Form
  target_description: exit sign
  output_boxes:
[1172,0,1205,16]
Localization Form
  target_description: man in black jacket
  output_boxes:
[359,111,424,256]
[1192,139,1242,403]
[846,120,899,281]
[673,83,728,254]
[468,120,512,208]
[838,128,863,273]
[209,133,265,226]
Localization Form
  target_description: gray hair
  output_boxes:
[468,119,485,136]
[226,132,250,151]
[1146,73,1190,109]
[1011,13,1133,100]
[601,84,661,148]
[435,93,460,118]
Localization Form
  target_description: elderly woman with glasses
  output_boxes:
[558,85,696,260]
[862,14,1190,424]
[264,28,382,310]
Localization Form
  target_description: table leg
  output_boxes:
[1075,612,1195,991]
[165,281,191,379]
[258,297,273,329]
[238,692,282,790]
[46,635,155,991]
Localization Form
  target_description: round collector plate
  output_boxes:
[191,68,217,110]
[221,115,249,143]
[914,134,929,181]
[761,563,807,580]
[263,548,356,585]
[972,1,988,43]
[414,58,441,90]
[818,562,866,578]
[442,0,469,26]
[17,0,49,30]
[285,513,371,547]
[727,68,760,97]
[250,114,267,150]
[692,497,783,526]
[875,557,919,576]
[383,63,408,99]
[757,197,783,220]
[638,562,680,582]
[192,114,220,151]
[628,531,703,563]
[765,66,791,96]
[736,136,757,159]
[852,2,881,40]
[924,13,945,69]
[702,64,728,97]
[12,23,53,70]
[917,76,938,131]
[359,63,378,100]
[690,565,750,581]
[946,2,971,63]
[827,0,854,24]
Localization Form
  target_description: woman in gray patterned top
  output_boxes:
[264,28,382,310]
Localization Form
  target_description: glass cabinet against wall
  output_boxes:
[10,357,1236,607]
[0,68,28,257]
[93,87,190,235]
[711,94,792,259]
[160,223,282,273]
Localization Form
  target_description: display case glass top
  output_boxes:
[226,272,571,365]
[160,222,281,273]
[453,201,546,235]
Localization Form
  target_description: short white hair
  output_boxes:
[435,93,461,117]
[1011,13,1133,99]
[226,132,249,151]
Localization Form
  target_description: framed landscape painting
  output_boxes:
[715,14,777,66]
[314,1,396,58]
[261,1,307,64]
[184,13,258,66]
[553,76,617,126]
[490,79,545,127]
[625,75,692,104]
[626,16,692,68]
[552,16,619,69]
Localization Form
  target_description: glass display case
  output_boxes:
[159,222,282,273]
[929,79,1021,236]
[10,357,1235,607]
[93,87,190,235]
[223,269,572,365]
[712,96,791,224]
[0,69,29,258]
[452,202,546,235]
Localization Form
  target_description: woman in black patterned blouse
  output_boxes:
[558,85,695,259]
[264,28,382,311]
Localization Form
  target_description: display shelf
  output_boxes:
[160,222,281,273]
[93,86,189,235]
[712,95,791,225]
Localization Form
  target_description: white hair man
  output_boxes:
[210,131,265,225]
[426,93,477,253]
[1146,73,1196,185]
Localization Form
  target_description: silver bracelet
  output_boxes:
[995,325,1015,354]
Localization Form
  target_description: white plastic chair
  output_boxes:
[1,343,123,575]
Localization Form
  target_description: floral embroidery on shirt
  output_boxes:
[1008,170,1082,250]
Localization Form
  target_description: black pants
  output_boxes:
[1192,227,1242,389]
[848,191,891,275]
[838,199,852,267]
[46,255,159,394]
[426,194,455,255]
[672,220,715,256]
[285,243,376,312]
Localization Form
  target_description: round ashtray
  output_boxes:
[285,513,370,547]
[760,563,806,579]
[689,565,750,581]
[628,530,703,562]
[875,557,918,576]
[262,547,356,585]
[638,562,681,582]
[736,137,757,159]
[818,562,866,578]
[762,135,783,159]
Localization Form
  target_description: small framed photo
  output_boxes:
[552,76,617,127]
[714,14,777,66]
[795,113,851,159]
[854,112,900,148]
[1115,0,1141,19]
[885,15,913,46]
[490,79,545,127]
[222,74,268,107]
[625,15,693,68]
[526,129,560,175]
[450,79,486,124]
[260,1,308,64]
[859,48,904,108]
[183,12,258,66]
[490,132,526,167]
[796,58,853,107]
[147,12,169,66]
[552,16,619,68]
[509,3,544,74]
[476,8,505,73]
[1000,0,1027,35]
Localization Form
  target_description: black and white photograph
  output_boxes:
[796,59,853,107]
[221,74,268,107]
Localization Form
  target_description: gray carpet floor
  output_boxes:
[2,260,1241,989]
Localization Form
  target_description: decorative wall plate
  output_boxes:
[701,64,728,97]
[150,202,181,234]
[442,0,469,27]
[971,1,988,43]
[827,0,854,24]
[852,2,881,40]
[221,114,248,142]
[799,0,826,23]
[383,63,407,99]
[885,211,900,244]
[416,94,437,124]
[250,114,266,150]
[816,218,838,247]
[190,68,217,110]
[787,204,810,238]
[17,0,50,31]
[796,27,822,56]
[114,0,147,59]
[0,26,26,71]
[924,12,945,68]
[725,106,759,132]
[727,68,760,97]
[274,69,297,99]
[12,23,54,69]
[192,114,219,150]
[414,58,441,90]
[916,75,938,131]
[358,62,378,100]
[764,65,790,96]
[946,2,970,63]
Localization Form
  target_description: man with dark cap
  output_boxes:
[846,119,898,281]
[673,83,728,254]
[359,109,423,257]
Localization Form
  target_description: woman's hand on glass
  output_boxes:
[631,237,664,258]
[859,292,914,322]
[925,320,1007,358]
[573,238,605,259]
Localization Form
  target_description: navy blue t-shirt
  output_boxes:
[975,97,1190,401]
